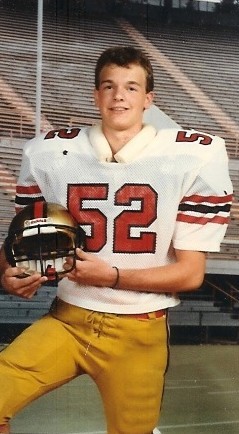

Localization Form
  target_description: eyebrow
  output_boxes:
[100,79,141,87]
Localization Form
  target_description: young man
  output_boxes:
[0,46,233,434]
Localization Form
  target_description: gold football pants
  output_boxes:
[0,298,169,434]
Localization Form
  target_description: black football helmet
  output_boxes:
[4,201,86,281]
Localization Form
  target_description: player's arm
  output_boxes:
[64,248,205,293]
[109,249,206,293]
[0,244,47,299]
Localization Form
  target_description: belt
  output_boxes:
[118,309,166,320]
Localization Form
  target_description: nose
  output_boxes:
[113,86,124,101]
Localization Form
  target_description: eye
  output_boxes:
[103,84,112,90]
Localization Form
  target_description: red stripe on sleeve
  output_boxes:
[181,194,233,205]
[16,185,42,194]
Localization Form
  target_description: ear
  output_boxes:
[144,91,154,110]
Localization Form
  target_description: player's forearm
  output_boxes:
[114,264,202,293]
[112,251,206,294]
[66,248,205,293]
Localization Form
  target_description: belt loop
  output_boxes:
[148,311,157,319]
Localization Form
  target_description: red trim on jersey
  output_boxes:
[177,214,230,225]
[16,185,42,194]
[34,201,44,219]
[181,194,233,204]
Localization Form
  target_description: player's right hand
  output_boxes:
[1,265,48,299]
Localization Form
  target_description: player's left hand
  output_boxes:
[63,248,117,288]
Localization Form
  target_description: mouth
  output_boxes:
[110,107,128,112]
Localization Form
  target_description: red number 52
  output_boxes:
[68,184,157,254]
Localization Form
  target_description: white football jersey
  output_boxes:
[15,125,233,313]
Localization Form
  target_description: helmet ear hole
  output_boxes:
[4,202,86,281]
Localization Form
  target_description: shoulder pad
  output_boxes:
[23,127,87,153]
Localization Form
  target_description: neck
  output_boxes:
[102,125,143,155]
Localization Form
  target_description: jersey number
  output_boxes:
[176,131,212,145]
[44,128,81,140]
[68,184,157,254]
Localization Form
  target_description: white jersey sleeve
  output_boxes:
[15,127,84,212]
[15,133,46,212]
[172,130,233,252]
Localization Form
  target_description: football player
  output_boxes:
[0,46,233,434]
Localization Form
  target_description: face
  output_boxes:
[94,63,154,135]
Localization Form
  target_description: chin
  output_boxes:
[108,120,131,131]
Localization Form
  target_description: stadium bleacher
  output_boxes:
[0,1,239,342]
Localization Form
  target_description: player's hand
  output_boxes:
[1,265,48,299]
[64,248,117,288]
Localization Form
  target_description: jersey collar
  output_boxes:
[88,123,157,163]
